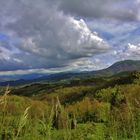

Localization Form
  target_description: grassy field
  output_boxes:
[0,72,140,140]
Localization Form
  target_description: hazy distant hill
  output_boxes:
[0,60,140,86]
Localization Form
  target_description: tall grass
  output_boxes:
[15,106,30,139]
[0,87,139,140]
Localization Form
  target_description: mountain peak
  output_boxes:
[103,60,140,74]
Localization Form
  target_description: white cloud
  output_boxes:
[126,43,140,55]
[114,43,140,60]
[18,17,109,59]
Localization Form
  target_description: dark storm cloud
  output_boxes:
[56,0,139,21]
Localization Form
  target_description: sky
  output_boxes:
[0,0,140,76]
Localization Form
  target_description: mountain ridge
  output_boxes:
[0,60,140,86]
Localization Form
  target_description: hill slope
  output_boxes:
[92,60,140,76]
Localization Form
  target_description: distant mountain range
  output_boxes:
[0,60,140,86]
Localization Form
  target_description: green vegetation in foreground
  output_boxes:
[0,71,140,139]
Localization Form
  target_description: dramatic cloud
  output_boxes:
[0,0,110,72]
[56,0,140,21]
[0,0,140,75]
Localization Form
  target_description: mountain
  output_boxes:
[91,60,140,76]
[0,60,140,86]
